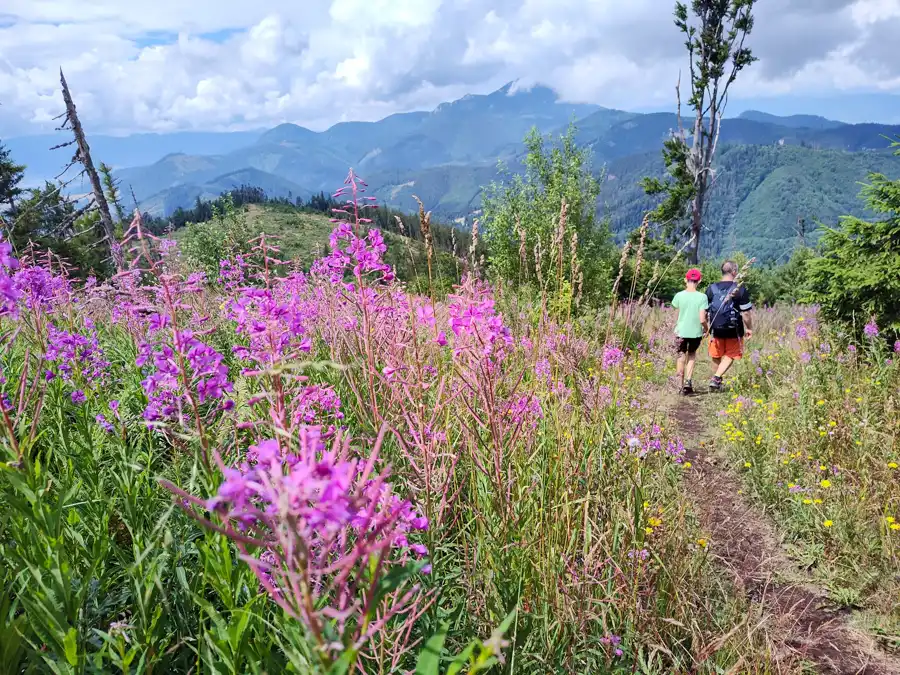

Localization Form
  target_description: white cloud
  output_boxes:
[1,0,899,137]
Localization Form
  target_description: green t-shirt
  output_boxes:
[672,290,709,339]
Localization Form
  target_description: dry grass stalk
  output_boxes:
[468,218,480,276]
[412,195,435,299]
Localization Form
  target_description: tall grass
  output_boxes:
[710,306,900,639]
[0,172,772,673]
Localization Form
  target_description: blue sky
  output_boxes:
[1,0,899,136]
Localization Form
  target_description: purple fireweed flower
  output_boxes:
[13,264,69,311]
[71,390,87,404]
[800,352,812,364]
[894,340,900,353]
[173,425,428,662]
[137,329,232,425]
[0,240,19,271]
[44,323,110,384]
[795,324,809,340]
[503,394,543,430]
[627,548,650,561]
[95,414,114,433]
[447,281,513,360]
[848,344,857,353]
[864,319,879,338]
[601,345,625,371]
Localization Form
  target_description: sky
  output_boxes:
[2,0,900,137]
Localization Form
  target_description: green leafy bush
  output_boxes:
[806,139,900,339]
[179,195,256,277]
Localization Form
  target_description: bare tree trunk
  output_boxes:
[59,69,123,270]
[690,188,704,264]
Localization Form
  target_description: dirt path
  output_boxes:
[669,394,900,675]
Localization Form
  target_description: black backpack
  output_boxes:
[709,283,740,333]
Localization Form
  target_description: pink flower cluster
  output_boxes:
[137,325,233,423]
[44,322,110,384]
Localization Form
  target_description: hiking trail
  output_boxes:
[665,391,900,675]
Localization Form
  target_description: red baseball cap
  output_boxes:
[685,268,703,282]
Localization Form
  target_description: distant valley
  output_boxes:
[8,82,900,262]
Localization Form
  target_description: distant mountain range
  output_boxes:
[7,82,900,261]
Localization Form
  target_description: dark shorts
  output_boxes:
[677,337,702,354]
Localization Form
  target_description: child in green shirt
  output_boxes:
[671,268,709,395]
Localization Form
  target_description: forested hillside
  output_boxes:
[603,144,899,261]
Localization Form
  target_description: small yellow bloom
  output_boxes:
[643,501,650,509]
[744,462,752,468]
[819,465,827,471]
[803,499,813,505]
[886,517,896,524]
[648,517,663,527]
[816,400,825,406]
[684,462,692,469]
[891,524,900,532]
[828,421,837,427]
[889,462,898,470]
[820,479,832,489]
[823,520,834,528]
[645,527,654,535]
[697,538,708,548]
[814,499,823,504]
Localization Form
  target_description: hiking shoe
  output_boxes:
[681,380,694,396]
[708,376,724,392]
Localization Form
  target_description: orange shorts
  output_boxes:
[709,337,743,360]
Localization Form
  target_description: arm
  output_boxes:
[743,311,753,339]
[738,287,753,338]
[700,309,709,334]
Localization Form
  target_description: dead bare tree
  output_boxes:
[58,69,123,269]
[642,1,757,263]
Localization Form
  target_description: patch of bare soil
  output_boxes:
[670,396,900,675]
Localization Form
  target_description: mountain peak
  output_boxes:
[258,123,318,145]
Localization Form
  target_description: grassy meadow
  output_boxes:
[0,177,897,674]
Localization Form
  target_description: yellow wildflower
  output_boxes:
[648,517,663,528]
[823,520,834,528]
[697,538,708,548]
[744,462,752,468]
[891,524,900,532]
[820,479,832,489]
[888,462,898,469]
[886,517,895,524]
[645,527,654,535]
[803,499,813,505]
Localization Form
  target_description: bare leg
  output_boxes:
[715,355,734,378]
[676,353,686,388]
[685,352,697,382]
